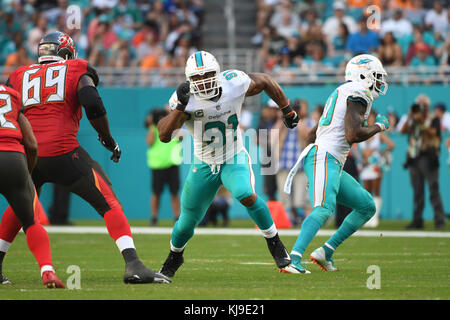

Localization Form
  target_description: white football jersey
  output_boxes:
[169,70,252,165]
[315,81,373,165]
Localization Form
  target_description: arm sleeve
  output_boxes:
[78,85,106,120]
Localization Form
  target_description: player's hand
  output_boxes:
[98,134,121,163]
[176,81,190,110]
[282,110,299,129]
[375,114,389,131]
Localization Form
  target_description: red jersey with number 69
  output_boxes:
[7,59,96,157]
[0,85,24,154]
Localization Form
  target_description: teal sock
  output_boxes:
[246,196,274,231]
[291,214,323,256]
[321,244,334,260]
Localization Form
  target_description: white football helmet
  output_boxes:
[345,54,388,99]
[185,51,222,100]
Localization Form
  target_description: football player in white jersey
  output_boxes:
[157,51,299,278]
[281,54,390,274]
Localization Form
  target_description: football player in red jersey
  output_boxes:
[0,84,64,288]
[0,32,170,284]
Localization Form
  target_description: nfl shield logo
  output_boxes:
[216,105,221,110]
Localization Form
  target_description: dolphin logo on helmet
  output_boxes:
[345,54,388,99]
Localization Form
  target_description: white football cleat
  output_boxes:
[310,247,338,272]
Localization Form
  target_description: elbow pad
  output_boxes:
[78,86,107,120]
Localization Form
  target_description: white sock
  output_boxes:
[0,239,11,253]
[115,235,135,252]
[40,265,55,277]
[260,223,278,239]
[170,241,186,253]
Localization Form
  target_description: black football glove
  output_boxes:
[98,134,121,163]
[175,81,191,111]
[281,105,300,129]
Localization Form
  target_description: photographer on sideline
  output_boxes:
[401,96,446,230]
[145,107,182,226]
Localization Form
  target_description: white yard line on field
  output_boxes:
[42,226,450,238]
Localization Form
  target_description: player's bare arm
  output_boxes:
[18,113,38,173]
[77,74,121,162]
[246,73,299,129]
[345,99,381,144]
[158,82,190,143]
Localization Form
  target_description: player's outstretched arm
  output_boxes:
[246,73,298,129]
[158,82,190,143]
[345,99,385,144]
[18,113,38,173]
[77,74,121,162]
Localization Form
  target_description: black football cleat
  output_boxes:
[1,273,11,285]
[159,250,184,278]
[124,259,171,284]
[266,233,291,269]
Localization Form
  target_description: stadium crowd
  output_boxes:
[255,0,449,78]
[0,0,205,79]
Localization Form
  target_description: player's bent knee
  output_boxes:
[239,193,257,207]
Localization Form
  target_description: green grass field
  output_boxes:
[0,219,449,301]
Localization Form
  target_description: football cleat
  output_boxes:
[310,247,338,272]
[159,250,184,278]
[265,234,291,269]
[1,273,11,284]
[280,254,310,274]
[124,259,171,284]
[42,271,65,288]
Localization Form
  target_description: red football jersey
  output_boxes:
[0,85,24,154]
[7,59,97,157]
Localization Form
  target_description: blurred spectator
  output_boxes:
[145,108,182,226]
[269,0,301,40]
[48,184,72,226]
[303,42,334,71]
[405,0,428,25]
[405,26,433,64]
[380,9,413,40]
[401,96,446,230]
[272,46,298,81]
[27,13,49,58]
[409,42,437,83]
[0,7,22,43]
[327,22,350,67]
[274,101,311,226]
[257,100,280,201]
[200,186,232,227]
[425,0,448,39]
[359,110,395,228]
[322,1,358,44]
[433,102,450,131]
[387,108,400,132]
[3,45,33,78]
[111,0,144,32]
[295,0,325,20]
[346,16,380,55]
[378,32,404,66]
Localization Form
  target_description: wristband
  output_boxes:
[175,103,186,112]
[280,104,294,117]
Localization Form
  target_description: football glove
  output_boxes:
[98,134,121,163]
[375,114,389,131]
[175,81,191,111]
[281,104,299,129]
